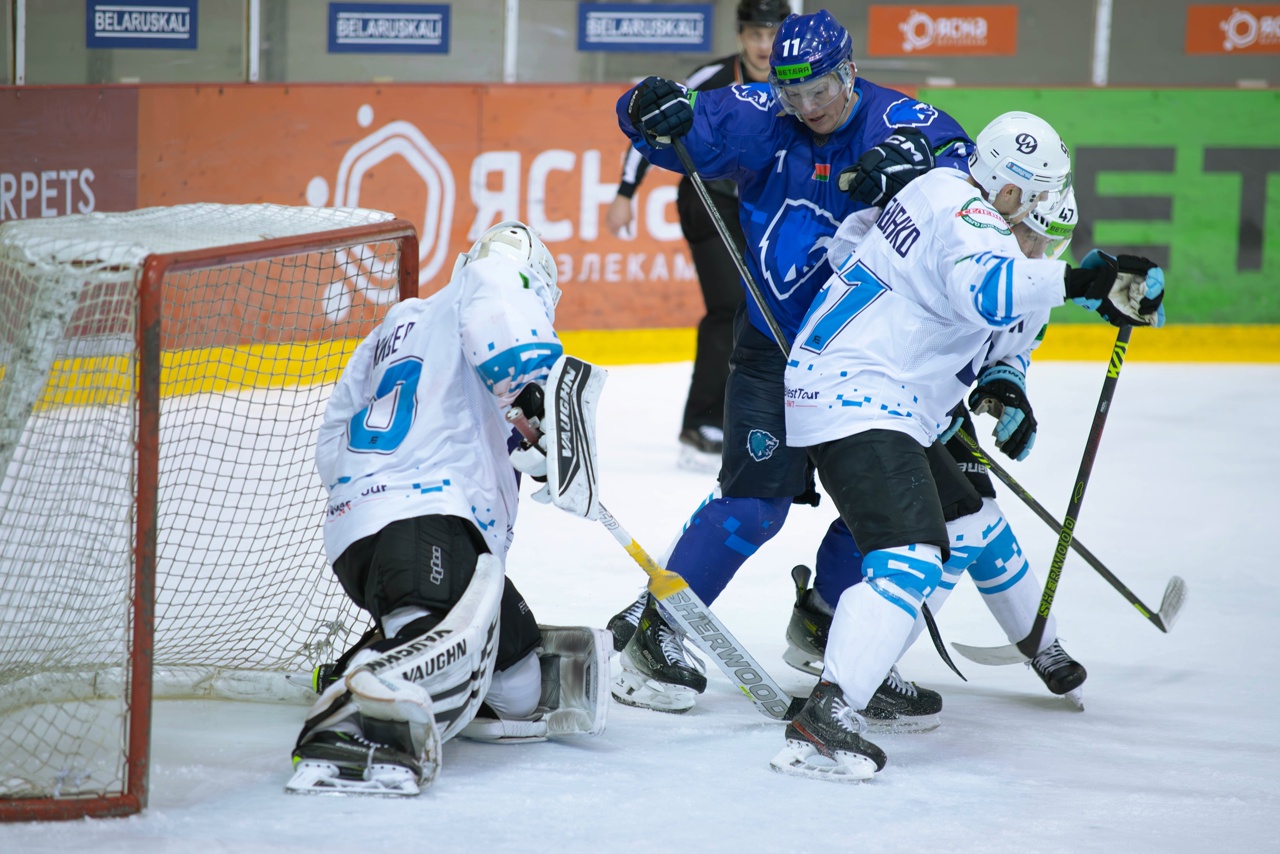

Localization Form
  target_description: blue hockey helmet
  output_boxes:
[768,10,856,118]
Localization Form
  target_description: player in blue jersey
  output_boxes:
[605,10,975,721]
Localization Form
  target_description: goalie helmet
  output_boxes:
[768,11,856,119]
[1022,185,1078,261]
[455,220,561,317]
[968,111,1072,223]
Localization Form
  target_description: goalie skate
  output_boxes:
[286,729,431,798]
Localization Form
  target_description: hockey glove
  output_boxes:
[1064,250,1166,328]
[937,403,966,445]
[969,364,1037,461]
[627,76,693,149]
[837,127,936,208]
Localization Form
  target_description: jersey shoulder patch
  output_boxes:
[882,97,939,129]
[954,197,1012,235]
[731,83,773,112]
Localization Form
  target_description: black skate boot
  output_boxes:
[612,598,706,713]
[861,665,943,733]
[1030,639,1087,707]
[782,565,831,676]
[287,716,432,797]
[770,680,887,782]
[677,425,723,473]
[606,591,649,653]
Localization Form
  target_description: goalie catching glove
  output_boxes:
[837,127,936,208]
[627,76,693,148]
[1064,250,1166,327]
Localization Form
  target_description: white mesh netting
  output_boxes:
[0,204,406,804]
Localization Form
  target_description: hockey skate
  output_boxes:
[606,591,649,653]
[770,680,886,782]
[861,666,942,733]
[782,565,829,677]
[612,598,707,714]
[1030,640,1087,709]
[678,425,723,474]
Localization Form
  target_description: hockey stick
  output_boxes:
[507,404,806,722]
[953,326,1138,666]
[671,137,967,682]
[950,426,1186,637]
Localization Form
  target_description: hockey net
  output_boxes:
[0,204,419,820]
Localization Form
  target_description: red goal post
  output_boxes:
[0,204,419,821]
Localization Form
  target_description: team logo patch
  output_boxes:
[812,163,830,182]
[747,429,780,461]
[759,198,841,299]
[882,97,939,129]
[955,197,1012,235]
[732,84,773,112]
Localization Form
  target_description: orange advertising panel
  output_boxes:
[135,84,696,333]
[867,5,1018,57]
[1186,4,1280,53]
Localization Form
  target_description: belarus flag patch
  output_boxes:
[812,164,830,182]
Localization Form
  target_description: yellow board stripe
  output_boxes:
[17,324,1279,409]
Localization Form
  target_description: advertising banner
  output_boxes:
[918,87,1280,324]
[134,84,694,333]
[577,3,714,52]
[86,0,199,50]
[328,3,450,54]
[1186,4,1280,54]
[867,5,1018,57]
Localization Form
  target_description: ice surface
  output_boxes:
[2,360,1276,853]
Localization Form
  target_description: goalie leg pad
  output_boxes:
[347,552,505,743]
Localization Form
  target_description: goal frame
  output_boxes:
[0,216,419,822]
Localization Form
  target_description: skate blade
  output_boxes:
[677,445,721,474]
[768,740,877,783]
[1063,688,1085,710]
[864,713,940,734]
[610,669,696,714]
[285,760,421,798]
[781,646,823,677]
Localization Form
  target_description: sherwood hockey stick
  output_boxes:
[507,365,805,722]
[671,137,967,682]
[950,426,1186,635]
[953,326,1138,666]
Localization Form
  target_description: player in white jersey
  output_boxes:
[772,112,1165,781]
[287,221,609,797]
[781,188,1091,722]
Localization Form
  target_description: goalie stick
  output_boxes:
[953,327,1141,666]
[508,358,805,721]
[671,138,967,684]
[950,426,1186,639]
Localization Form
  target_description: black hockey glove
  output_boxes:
[627,76,693,149]
[837,127,936,208]
[1064,250,1166,328]
[968,364,1037,461]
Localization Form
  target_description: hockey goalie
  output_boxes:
[287,221,609,797]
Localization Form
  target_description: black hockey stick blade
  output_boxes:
[921,602,966,681]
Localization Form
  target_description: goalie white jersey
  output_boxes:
[317,255,563,562]
[784,167,1066,449]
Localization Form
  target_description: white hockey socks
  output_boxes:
[824,544,942,709]
[966,500,1057,654]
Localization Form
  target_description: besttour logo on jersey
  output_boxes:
[867,5,1018,56]
[956,198,1012,235]
[578,3,714,53]
[86,1,197,50]
[1186,4,1280,53]
[328,3,450,54]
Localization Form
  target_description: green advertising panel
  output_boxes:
[917,89,1280,324]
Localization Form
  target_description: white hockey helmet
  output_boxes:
[1022,185,1078,261]
[968,111,1072,223]
[454,220,561,316]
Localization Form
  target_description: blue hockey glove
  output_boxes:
[1064,250,1166,328]
[627,76,693,149]
[836,127,936,208]
[937,404,966,445]
[968,364,1037,461]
